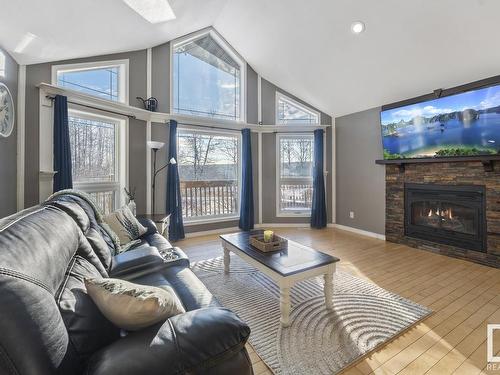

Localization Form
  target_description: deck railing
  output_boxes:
[180,180,238,218]
[280,184,313,211]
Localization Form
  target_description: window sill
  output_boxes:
[183,215,240,227]
[276,212,311,218]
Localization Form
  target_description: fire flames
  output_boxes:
[428,208,453,220]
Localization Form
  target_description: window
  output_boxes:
[52,60,128,103]
[276,92,320,125]
[277,134,314,216]
[172,29,245,121]
[68,110,127,214]
[177,129,241,222]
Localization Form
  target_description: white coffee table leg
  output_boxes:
[280,284,291,327]
[223,246,230,274]
[324,264,335,310]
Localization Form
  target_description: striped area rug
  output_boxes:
[192,255,432,375]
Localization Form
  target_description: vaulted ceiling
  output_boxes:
[1,0,499,117]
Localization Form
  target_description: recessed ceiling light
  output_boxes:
[351,21,365,34]
[122,0,176,24]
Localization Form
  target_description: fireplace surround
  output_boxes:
[385,160,500,268]
[404,183,486,252]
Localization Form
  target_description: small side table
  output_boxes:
[138,214,170,239]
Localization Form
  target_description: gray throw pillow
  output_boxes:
[104,205,147,248]
[85,278,185,331]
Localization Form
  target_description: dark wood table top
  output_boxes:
[220,230,339,277]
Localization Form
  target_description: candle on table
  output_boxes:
[264,230,274,243]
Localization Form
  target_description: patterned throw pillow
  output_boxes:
[103,205,147,248]
[85,278,185,331]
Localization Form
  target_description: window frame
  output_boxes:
[177,126,242,224]
[275,92,321,125]
[170,27,247,123]
[276,133,315,217]
[51,59,129,104]
[68,107,129,212]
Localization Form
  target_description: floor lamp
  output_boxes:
[148,141,176,216]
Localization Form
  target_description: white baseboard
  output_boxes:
[183,226,240,238]
[255,223,311,228]
[183,223,311,238]
[329,223,386,240]
[183,223,385,239]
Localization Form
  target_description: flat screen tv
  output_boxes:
[381,83,500,159]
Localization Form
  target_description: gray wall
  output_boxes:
[152,42,170,113]
[129,118,147,214]
[0,46,19,218]
[246,65,258,124]
[151,122,169,215]
[24,49,148,208]
[335,107,385,235]
[260,78,333,224]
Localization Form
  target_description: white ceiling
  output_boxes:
[1,0,500,117]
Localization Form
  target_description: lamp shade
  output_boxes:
[147,141,165,150]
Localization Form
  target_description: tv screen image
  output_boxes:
[381,84,500,159]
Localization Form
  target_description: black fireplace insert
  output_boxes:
[404,183,486,252]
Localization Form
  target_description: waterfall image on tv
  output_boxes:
[381,84,500,159]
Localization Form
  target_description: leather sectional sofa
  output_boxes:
[0,192,253,375]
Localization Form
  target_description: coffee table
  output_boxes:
[220,230,340,327]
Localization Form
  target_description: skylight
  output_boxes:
[122,0,176,24]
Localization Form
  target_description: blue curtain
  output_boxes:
[53,95,73,192]
[311,129,327,228]
[239,128,254,230]
[166,120,185,241]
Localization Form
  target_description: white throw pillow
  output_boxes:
[85,278,185,331]
[104,204,147,247]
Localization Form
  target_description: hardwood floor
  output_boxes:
[176,227,500,375]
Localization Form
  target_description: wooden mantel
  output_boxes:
[375,155,500,172]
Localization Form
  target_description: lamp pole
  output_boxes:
[152,148,158,216]
[151,149,176,217]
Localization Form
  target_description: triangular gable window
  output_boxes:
[172,29,245,121]
[276,92,320,125]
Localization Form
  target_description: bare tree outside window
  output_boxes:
[68,116,119,214]
[279,136,314,214]
[177,131,240,220]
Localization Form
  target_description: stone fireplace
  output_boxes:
[385,160,500,267]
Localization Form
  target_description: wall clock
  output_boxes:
[0,83,15,138]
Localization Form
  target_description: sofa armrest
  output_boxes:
[110,245,165,278]
[137,218,158,236]
[85,307,252,375]
[110,245,191,279]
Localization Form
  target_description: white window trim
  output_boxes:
[170,27,247,123]
[276,133,314,217]
[275,92,321,125]
[68,107,129,210]
[177,126,242,223]
[51,59,130,104]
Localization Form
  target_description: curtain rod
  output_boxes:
[172,121,242,133]
[272,130,325,134]
[45,95,137,119]
[170,120,325,134]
